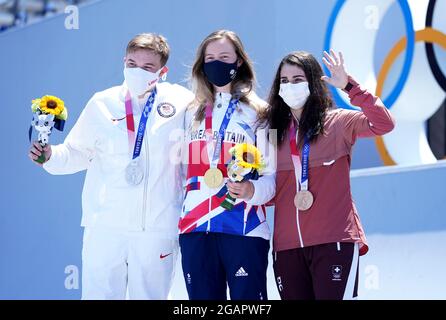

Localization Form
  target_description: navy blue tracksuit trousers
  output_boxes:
[179,232,270,300]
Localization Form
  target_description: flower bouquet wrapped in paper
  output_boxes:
[30,95,68,164]
[219,143,265,210]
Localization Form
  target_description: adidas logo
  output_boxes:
[235,267,249,277]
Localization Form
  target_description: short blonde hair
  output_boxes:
[126,33,170,66]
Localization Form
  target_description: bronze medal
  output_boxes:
[294,190,314,211]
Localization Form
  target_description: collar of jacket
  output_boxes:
[119,81,154,109]
[214,91,232,104]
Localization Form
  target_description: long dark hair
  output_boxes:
[259,51,334,147]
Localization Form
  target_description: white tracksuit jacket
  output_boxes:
[43,81,193,299]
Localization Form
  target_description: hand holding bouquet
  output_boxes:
[220,143,265,210]
[30,95,67,164]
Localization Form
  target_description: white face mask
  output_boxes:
[279,81,310,110]
[123,66,163,98]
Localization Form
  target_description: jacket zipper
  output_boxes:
[206,95,222,233]
[293,126,304,247]
[206,192,211,232]
[296,208,304,247]
[139,98,150,231]
[141,134,149,230]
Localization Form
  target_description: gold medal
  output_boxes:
[204,168,224,188]
[294,190,314,211]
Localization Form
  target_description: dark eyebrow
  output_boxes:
[293,75,305,79]
[127,59,135,62]
[144,63,154,67]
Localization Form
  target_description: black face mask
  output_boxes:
[203,60,238,87]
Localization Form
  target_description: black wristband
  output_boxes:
[344,81,354,92]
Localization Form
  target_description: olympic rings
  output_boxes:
[375,28,446,165]
[323,0,415,110]
[425,0,446,92]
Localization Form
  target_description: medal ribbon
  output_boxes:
[289,120,311,192]
[124,87,157,160]
[204,98,239,170]
[124,92,136,153]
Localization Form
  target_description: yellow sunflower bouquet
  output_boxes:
[220,143,265,210]
[30,95,68,164]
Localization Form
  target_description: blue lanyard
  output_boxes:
[206,98,239,165]
[301,134,310,188]
[132,87,157,160]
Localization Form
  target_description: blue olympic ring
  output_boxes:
[323,0,415,110]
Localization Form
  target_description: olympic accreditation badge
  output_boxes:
[126,160,144,186]
[204,168,224,188]
[294,190,314,211]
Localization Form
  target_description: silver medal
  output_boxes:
[125,161,144,186]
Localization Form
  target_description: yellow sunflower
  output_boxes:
[231,143,264,170]
[39,95,65,117]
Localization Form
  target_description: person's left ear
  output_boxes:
[237,58,243,68]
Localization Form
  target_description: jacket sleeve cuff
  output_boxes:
[341,75,360,95]
[245,174,276,206]
[42,145,67,175]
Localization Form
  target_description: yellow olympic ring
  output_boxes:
[375,28,446,165]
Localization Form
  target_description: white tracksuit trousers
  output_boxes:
[81,227,178,300]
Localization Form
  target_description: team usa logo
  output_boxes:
[157,102,176,118]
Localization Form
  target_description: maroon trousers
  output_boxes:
[273,242,359,300]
